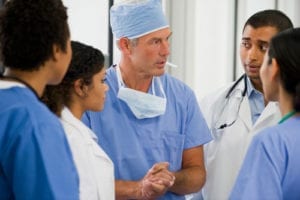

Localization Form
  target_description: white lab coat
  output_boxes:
[192,79,281,200]
[61,107,115,200]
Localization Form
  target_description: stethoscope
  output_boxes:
[216,73,247,130]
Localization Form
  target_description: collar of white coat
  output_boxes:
[238,92,280,131]
[253,101,281,128]
[242,76,281,128]
[61,107,98,142]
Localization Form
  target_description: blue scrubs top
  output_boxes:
[0,84,79,200]
[230,116,300,200]
[83,66,212,200]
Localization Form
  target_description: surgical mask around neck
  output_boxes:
[116,66,167,119]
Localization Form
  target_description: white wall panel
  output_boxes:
[63,0,109,55]
[166,0,235,99]
[278,0,300,26]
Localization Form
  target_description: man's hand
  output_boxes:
[140,162,175,200]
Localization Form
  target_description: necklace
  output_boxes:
[278,110,296,124]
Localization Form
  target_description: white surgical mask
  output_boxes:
[116,65,167,119]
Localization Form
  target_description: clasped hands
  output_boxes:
[139,162,175,200]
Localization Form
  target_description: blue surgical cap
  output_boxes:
[110,0,169,39]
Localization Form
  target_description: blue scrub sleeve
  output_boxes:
[184,91,212,149]
[0,107,79,200]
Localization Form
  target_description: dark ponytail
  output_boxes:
[268,28,300,111]
[42,85,65,117]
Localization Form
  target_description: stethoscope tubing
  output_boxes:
[225,74,247,99]
[216,74,247,130]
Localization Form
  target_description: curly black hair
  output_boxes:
[0,0,70,71]
[42,41,105,116]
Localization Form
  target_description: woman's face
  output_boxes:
[260,52,279,102]
[83,68,108,111]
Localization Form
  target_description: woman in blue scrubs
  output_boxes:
[0,0,79,199]
[230,27,300,199]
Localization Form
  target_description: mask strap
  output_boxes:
[151,78,156,95]
[154,77,166,98]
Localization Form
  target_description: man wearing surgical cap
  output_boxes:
[82,0,212,199]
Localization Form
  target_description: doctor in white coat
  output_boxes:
[42,41,114,200]
[189,10,293,200]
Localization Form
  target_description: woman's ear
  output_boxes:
[74,79,88,98]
